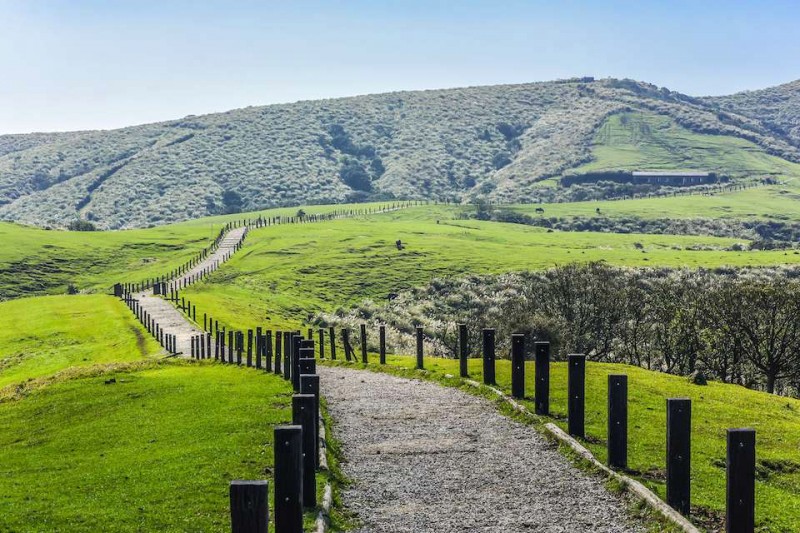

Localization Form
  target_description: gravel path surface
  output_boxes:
[319,365,644,533]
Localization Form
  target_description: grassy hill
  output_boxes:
[703,79,800,148]
[0,361,294,532]
[2,78,800,229]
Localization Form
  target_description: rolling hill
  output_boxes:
[2,78,800,229]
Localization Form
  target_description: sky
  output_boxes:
[1,0,798,134]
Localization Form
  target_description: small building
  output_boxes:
[631,171,716,186]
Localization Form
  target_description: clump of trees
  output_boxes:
[321,263,800,396]
[67,219,97,231]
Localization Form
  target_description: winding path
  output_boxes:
[319,365,644,533]
[132,226,247,355]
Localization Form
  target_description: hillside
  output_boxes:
[2,78,800,229]
[704,79,800,148]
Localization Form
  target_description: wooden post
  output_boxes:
[283,332,291,380]
[360,324,368,364]
[415,326,424,369]
[292,335,302,391]
[228,330,234,364]
[274,330,282,374]
[726,428,755,533]
[458,323,468,377]
[203,313,207,331]
[318,329,325,359]
[608,375,628,469]
[274,425,303,532]
[667,398,692,516]
[300,374,320,469]
[511,333,525,399]
[229,480,268,533]
[341,329,351,361]
[568,354,586,438]
[482,328,495,385]
[247,329,253,367]
[236,332,243,365]
[379,325,386,365]
[534,341,550,415]
[292,395,316,508]
[329,326,336,360]
[265,330,273,372]
[255,327,262,369]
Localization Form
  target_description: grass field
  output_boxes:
[179,206,800,332]
[322,354,800,532]
[0,294,160,391]
[0,201,401,299]
[0,361,296,532]
[574,112,800,179]
[510,184,800,222]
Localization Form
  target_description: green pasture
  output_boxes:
[0,361,298,532]
[0,294,160,391]
[575,112,800,179]
[180,207,800,331]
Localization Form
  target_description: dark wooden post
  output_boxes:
[283,332,292,380]
[203,313,207,331]
[567,354,586,438]
[247,329,253,367]
[607,375,628,469]
[265,330,273,371]
[292,394,316,508]
[415,326,424,369]
[341,329,351,362]
[328,327,336,360]
[274,330,282,374]
[318,329,325,359]
[458,323,468,377]
[726,428,755,533]
[228,330,234,364]
[360,324,368,364]
[300,374,320,469]
[236,332,243,365]
[482,328,496,385]
[511,333,525,398]
[255,327,262,369]
[292,335,302,391]
[229,480,268,533]
[667,398,692,515]
[379,325,386,365]
[534,341,550,415]
[274,425,303,532]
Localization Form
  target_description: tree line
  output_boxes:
[328,263,800,396]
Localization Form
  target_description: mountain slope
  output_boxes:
[703,79,800,148]
[2,78,799,229]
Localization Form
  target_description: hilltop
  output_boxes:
[2,77,800,229]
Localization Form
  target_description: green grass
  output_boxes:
[0,294,160,390]
[574,112,800,179]
[0,201,401,299]
[180,206,800,331]
[323,353,800,532]
[510,184,800,222]
[0,361,295,532]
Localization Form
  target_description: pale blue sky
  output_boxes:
[1,0,798,134]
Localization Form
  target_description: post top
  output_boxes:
[230,479,268,486]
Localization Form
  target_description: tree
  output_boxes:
[339,158,372,191]
[67,219,96,231]
[222,190,243,214]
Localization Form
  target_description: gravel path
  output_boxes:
[319,366,644,533]
[133,227,247,355]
